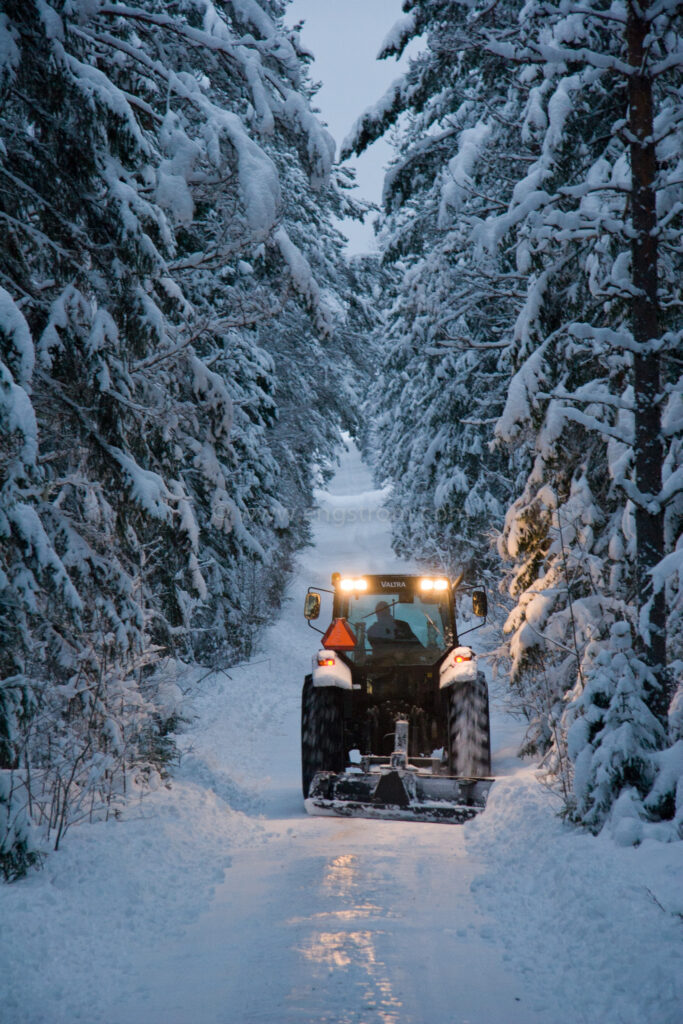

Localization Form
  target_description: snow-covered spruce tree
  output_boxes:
[0,290,53,878]
[467,0,682,830]
[566,622,667,840]
[0,0,364,869]
[341,1,522,580]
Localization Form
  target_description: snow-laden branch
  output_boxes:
[273,226,332,336]
[340,77,409,159]
[438,121,492,226]
[555,404,633,446]
[538,387,634,412]
[427,337,510,351]
[496,336,552,443]
[377,11,417,60]
[645,0,683,20]
[552,3,628,25]
[72,24,281,238]
[568,322,643,353]
[97,2,279,131]
[99,446,174,524]
[8,503,83,612]
[0,285,34,386]
[484,38,634,76]
[0,210,79,266]
[651,51,683,77]
[650,546,683,596]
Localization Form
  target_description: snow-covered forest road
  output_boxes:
[2,445,682,1024]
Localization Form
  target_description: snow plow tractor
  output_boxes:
[301,572,494,823]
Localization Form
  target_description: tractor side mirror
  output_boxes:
[304,592,321,620]
[472,590,487,618]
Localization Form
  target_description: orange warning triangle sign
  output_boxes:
[321,618,357,651]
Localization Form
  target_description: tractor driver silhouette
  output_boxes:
[367,600,421,655]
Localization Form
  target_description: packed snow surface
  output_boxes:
[2,443,682,1024]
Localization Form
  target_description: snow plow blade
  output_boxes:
[305,769,494,824]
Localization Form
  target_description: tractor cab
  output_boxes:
[330,573,456,667]
[305,572,486,668]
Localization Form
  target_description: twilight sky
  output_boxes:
[287,0,419,254]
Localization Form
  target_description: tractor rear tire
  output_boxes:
[301,675,345,798]
[447,671,491,777]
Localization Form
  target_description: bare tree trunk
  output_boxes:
[627,2,668,720]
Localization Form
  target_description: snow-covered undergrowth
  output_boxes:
[0,669,257,1021]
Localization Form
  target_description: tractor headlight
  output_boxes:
[420,577,448,592]
[340,577,367,592]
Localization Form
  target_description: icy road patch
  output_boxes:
[1,441,682,1024]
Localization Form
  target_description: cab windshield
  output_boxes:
[340,590,453,666]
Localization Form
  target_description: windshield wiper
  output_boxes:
[423,610,443,639]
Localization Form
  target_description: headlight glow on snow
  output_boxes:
[340,577,367,591]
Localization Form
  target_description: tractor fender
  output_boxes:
[439,647,479,689]
[311,651,353,690]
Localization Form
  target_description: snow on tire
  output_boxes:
[447,671,491,777]
[301,675,345,798]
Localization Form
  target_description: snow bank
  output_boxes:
[0,775,262,1023]
[465,768,683,1024]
